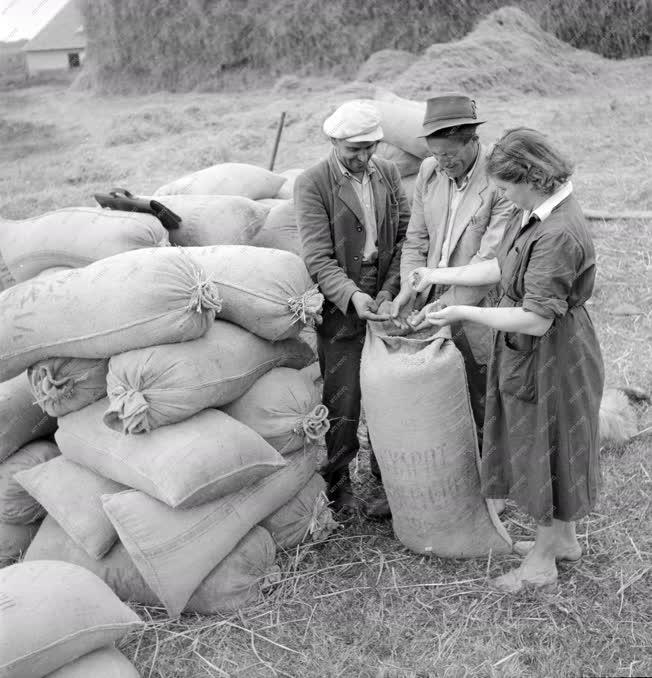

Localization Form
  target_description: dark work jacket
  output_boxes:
[294,151,410,316]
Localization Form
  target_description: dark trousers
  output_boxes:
[318,264,378,486]
[451,321,487,452]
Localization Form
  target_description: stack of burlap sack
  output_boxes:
[0,180,338,620]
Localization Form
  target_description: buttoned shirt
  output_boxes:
[335,156,378,263]
[438,153,479,267]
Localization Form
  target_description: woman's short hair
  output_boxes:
[426,123,478,145]
[487,127,574,195]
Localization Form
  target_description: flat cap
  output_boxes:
[323,100,384,142]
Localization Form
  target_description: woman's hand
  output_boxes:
[425,306,463,328]
[407,299,445,331]
[408,267,440,293]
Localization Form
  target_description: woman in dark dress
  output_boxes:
[408,128,604,592]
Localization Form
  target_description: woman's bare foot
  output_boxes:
[513,540,582,561]
[491,550,558,593]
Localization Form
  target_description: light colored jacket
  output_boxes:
[400,145,514,363]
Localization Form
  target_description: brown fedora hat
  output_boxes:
[418,93,486,137]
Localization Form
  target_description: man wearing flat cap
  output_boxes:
[391,94,513,491]
[294,100,410,511]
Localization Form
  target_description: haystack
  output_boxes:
[357,49,419,83]
[392,6,608,98]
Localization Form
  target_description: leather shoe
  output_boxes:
[330,489,363,512]
[326,473,362,512]
[365,495,392,521]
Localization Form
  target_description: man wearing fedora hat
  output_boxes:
[391,93,513,473]
[294,100,410,511]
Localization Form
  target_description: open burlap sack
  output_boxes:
[360,322,511,558]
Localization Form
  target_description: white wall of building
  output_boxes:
[25,48,85,74]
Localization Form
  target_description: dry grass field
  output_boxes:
[1,19,651,677]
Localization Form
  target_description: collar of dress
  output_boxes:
[522,181,573,226]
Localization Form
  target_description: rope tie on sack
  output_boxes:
[294,404,330,442]
[288,286,324,327]
[306,490,339,541]
[104,385,151,435]
[187,269,223,315]
[31,366,89,407]
[261,564,282,590]
[177,246,223,315]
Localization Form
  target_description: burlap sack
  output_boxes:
[102,446,316,616]
[15,457,125,559]
[153,162,285,200]
[0,520,40,566]
[276,168,304,199]
[45,647,140,678]
[0,207,169,283]
[0,250,13,291]
[0,441,59,524]
[188,245,323,341]
[223,365,327,455]
[57,401,286,509]
[0,372,57,463]
[104,320,314,433]
[35,267,72,278]
[147,194,269,247]
[0,561,142,678]
[374,141,423,177]
[252,200,301,255]
[27,517,280,615]
[360,322,512,557]
[401,174,418,206]
[0,247,221,382]
[28,357,108,418]
[369,95,429,158]
[260,473,337,549]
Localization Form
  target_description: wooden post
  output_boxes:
[269,111,286,172]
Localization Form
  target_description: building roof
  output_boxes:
[23,1,86,53]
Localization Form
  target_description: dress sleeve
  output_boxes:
[522,230,583,319]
